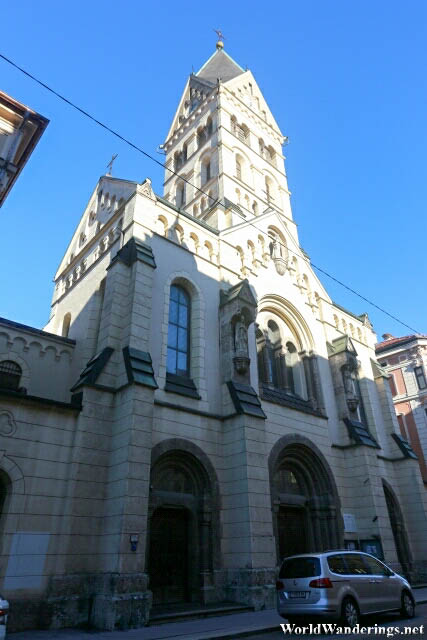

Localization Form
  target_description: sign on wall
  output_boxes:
[343,513,357,533]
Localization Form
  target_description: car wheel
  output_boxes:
[400,591,415,619]
[341,597,360,627]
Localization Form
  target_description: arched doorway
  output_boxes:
[269,435,343,563]
[382,481,412,577]
[147,445,217,607]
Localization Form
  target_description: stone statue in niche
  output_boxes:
[233,314,250,375]
[342,363,359,413]
[235,314,248,356]
[271,239,281,260]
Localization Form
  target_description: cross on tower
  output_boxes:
[106,154,118,176]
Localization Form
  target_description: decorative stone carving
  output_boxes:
[137,178,157,201]
[273,257,288,276]
[233,314,250,375]
[0,411,17,436]
[219,279,257,384]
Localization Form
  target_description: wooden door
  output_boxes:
[278,506,307,560]
[149,507,189,605]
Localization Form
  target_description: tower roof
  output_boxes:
[196,47,245,85]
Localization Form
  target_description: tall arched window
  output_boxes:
[176,183,185,207]
[167,285,190,377]
[201,157,211,185]
[235,156,242,181]
[256,319,306,398]
[0,360,22,391]
[197,126,207,149]
[206,116,213,137]
[62,313,72,338]
[265,176,273,203]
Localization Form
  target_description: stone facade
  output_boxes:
[1,43,427,632]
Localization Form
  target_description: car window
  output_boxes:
[362,555,389,576]
[327,554,347,575]
[344,554,370,575]
[279,557,321,579]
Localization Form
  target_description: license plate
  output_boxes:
[289,591,307,598]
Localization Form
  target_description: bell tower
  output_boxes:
[162,39,293,230]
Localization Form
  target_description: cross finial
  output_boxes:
[106,154,118,176]
[214,29,225,49]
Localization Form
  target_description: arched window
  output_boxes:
[252,201,258,216]
[167,285,190,377]
[238,123,249,144]
[62,313,71,338]
[206,116,213,137]
[265,176,273,203]
[0,360,22,391]
[231,115,237,135]
[235,156,242,181]
[201,157,211,185]
[174,151,181,172]
[176,183,185,208]
[197,126,207,149]
[256,319,305,397]
[266,145,276,166]
[182,142,188,163]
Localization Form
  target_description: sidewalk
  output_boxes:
[10,587,427,640]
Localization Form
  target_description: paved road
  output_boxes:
[247,602,427,639]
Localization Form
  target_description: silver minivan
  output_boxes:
[276,551,415,626]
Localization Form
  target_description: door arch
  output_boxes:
[147,441,219,606]
[269,435,343,563]
[382,480,412,577]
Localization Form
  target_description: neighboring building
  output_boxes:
[376,333,427,483]
[0,90,48,207]
[1,42,427,631]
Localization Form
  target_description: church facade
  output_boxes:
[1,43,427,631]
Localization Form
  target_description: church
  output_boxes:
[1,41,427,631]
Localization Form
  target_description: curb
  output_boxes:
[190,599,427,640]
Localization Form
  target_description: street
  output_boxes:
[247,602,427,639]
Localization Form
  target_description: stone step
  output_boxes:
[149,602,253,625]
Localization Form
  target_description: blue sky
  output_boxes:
[1,1,426,340]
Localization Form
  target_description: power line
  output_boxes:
[0,52,420,334]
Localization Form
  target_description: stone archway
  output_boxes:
[269,434,343,563]
[382,480,412,577]
[147,440,219,607]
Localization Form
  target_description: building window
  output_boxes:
[265,176,273,203]
[389,373,398,397]
[206,116,213,137]
[0,360,22,391]
[257,321,298,395]
[167,285,190,377]
[202,158,211,185]
[62,312,72,338]
[235,157,242,181]
[176,183,185,207]
[415,366,427,390]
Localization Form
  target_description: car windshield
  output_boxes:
[279,557,321,579]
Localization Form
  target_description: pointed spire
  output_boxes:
[196,41,245,85]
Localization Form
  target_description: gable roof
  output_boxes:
[196,48,245,84]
